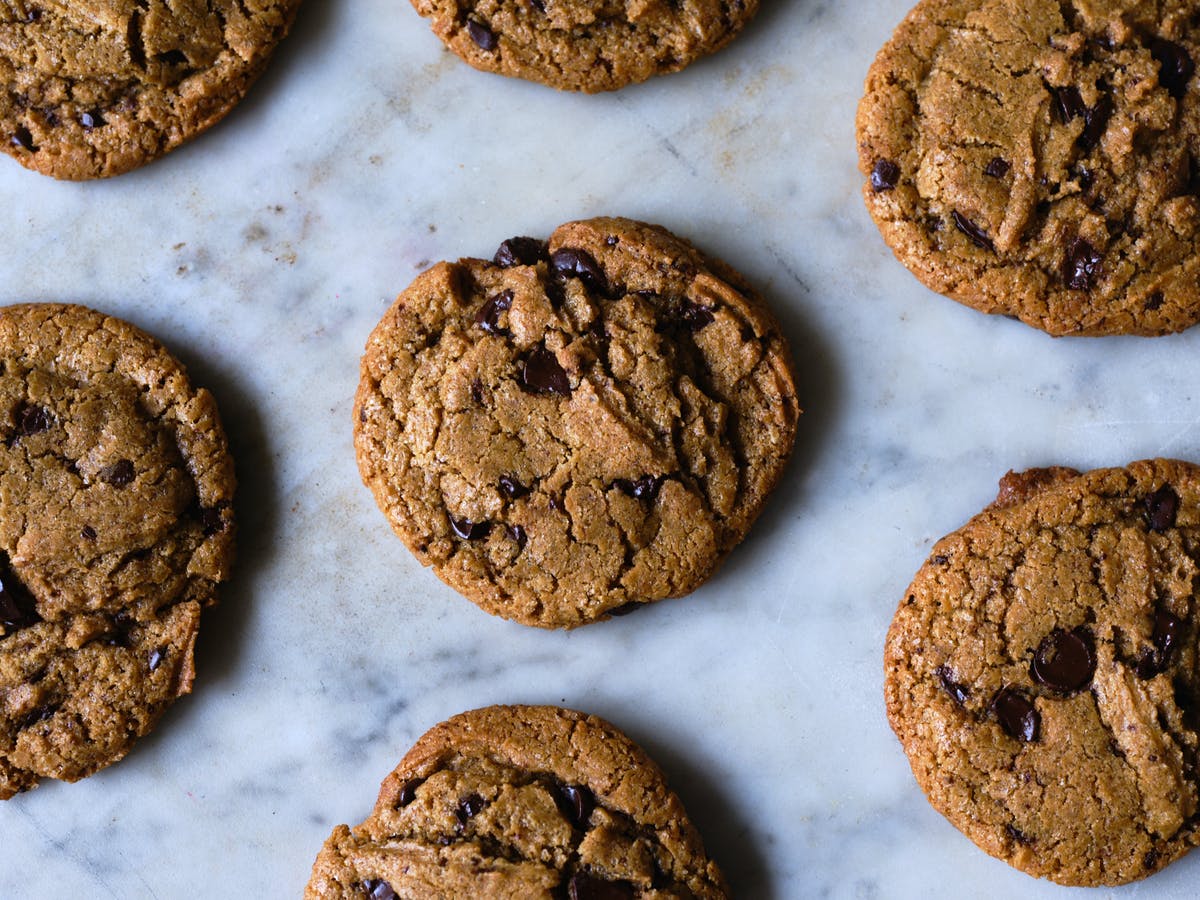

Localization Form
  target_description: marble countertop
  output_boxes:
[5,0,1200,897]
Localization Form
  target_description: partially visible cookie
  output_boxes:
[0,304,235,797]
[408,0,758,92]
[0,1,303,180]
[857,0,1200,336]
[305,704,729,898]
[354,216,799,629]
[885,459,1200,885]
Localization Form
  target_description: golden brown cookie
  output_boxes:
[857,0,1200,336]
[354,217,799,629]
[885,459,1200,885]
[0,304,235,797]
[305,705,729,899]
[0,0,303,180]
[408,0,758,93]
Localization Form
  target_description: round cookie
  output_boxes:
[305,704,730,899]
[885,459,1200,885]
[0,304,235,798]
[857,0,1200,336]
[0,0,303,180]
[407,0,758,93]
[354,216,800,629]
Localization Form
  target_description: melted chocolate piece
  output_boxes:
[200,506,225,537]
[1145,484,1179,532]
[494,236,547,268]
[1006,824,1033,845]
[568,873,636,900]
[1049,84,1086,123]
[80,524,97,541]
[930,554,950,566]
[984,157,1010,178]
[613,474,666,501]
[677,300,716,331]
[1061,238,1102,290]
[498,476,529,498]
[1151,37,1195,99]
[105,612,136,648]
[466,20,498,51]
[1031,627,1094,692]
[11,126,36,152]
[951,210,994,251]
[360,880,399,900]
[0,561,40,633]
[870,158,900,191]
[100,459,135,487]
[991,688,1039,742]
[1078,93,1112,151]
[449,516,491,540]
[520,346,571,396]
[18,704,56,731]
[475,290,513,335]
[455,793,486,828]
[396,777,425,808]
[79,110,106,130]
[555,783,595,828]
[506,523,527,550]
[1137,609,1184,678]
[1146,292,1165,311]
[934,665,970,705]
[550,248,609,295]
[148,647,166,672]
[16,402,51,436]
[470,378,484,405]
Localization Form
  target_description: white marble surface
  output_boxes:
[4,0,1200,897]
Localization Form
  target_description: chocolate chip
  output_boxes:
[25,9,41,22]
[200,507,225,537]
[568,873,635,900]
[934,665,970,705]
[551,248,609,295]
[18,704,56,731]
[506,523,527,550]
[677,300,715,331]
[1048,84,1086,123]
[360,880,399,900]
[100,459,135,487]
[15,402,50,436]
[499,476,529,498]
[105,612,136,647]
[870,158,900,192]
[604,235,619,246]
[1031,627,1095,692]
[555,783,595,828]
[1151,37,1194,99]
[1061,237,1102,290]
[951,210,994,251]
[470,378,484,405]
[529,0,546,11]
[613,474,666,501]
[79,109,106,130]
[466,19,498,51]
[930,554,949,565]
[0,561,39,633]
[494,236,546,268]
[448,515,490,540]
[1138,609,1185,678]
[455,793,486,828]
[80,525,97,541]
[475,290,513,335]
[1078,92,1112,151]
[396,777,424,807]
[148,647,166,672]
[1145,484,1179,532]
[984,157,1010,178]
[990,688,1039,742]
[1146,292,1165,311]
[520,346,571,396]
[11,125,36,152]
[1006,824,1033,845]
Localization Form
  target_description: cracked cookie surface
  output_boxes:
[0,0,303,180]
[408,0,757,92]
[885,459,1200,885]
[354,216,799,629]
[305,704,729,899]
[857,0,1200,335]
[0,303,235,797]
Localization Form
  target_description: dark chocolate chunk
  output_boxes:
[79,110,106,130]
[18,704,56,731]
[568,873,635,900]
[520,346,571,396]
[870,158,900,192]
[984,157,1010,178]
[555,783,595,828]
[148,647,166,672]
[360,880,399,900]
[80,524,97,541]
[475,290,513,335]
[1078,92,1112,151]
[1144,848,1161,871]
[105,612,136,648]
[1145,484,1179,532]
[1146,292,1165,311]
[1150,37,1195,99]
[396,778,425,808]
[470,378,484,405]
[934,665,970,705]
[930,554,949,565]
[16,402,51,436]
[0,561,39,633]
[200,506,225,537]
[990,688,1039,742]
[1138,609,1184,679]
[466,19,498,51]
[100,459,135,487]
[455,793,486,828]
[1061,237,1102,290]
[1048,84,1086,123]
[11,125,36,152]
[506,523,527,550]
[1031,627,1095,692]
[677,300,716,331]
[449,515,491,541]
[951,210,994,251]
[551,248,609,296]
[494,236,546,268]
[498,476,530,499]
[1006,824,1033,845]
[613,474,666,501]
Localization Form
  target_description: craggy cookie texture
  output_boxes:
[408,0,757,92]
[305,705,729,899]
[0,304,235,797]
[886,459,1200,885]
[858,0,1200,335]
[0,0,302,180]
[354,217,799,629]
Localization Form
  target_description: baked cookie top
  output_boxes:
[408,0,758,93]
[857,0,1200,336]
[305,704,729,899]
[354,217,799,629]
[0,0,302,180]
[0,304,235,798]
[885,459,1200,885]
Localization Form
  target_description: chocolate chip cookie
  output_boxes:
[354,217,799,629]
[857,0,1200,336]
[1,0,302,180]
[408,0,758,92]
[0,304,235,798]
[885,459,1200,885]
[305,704,729,898]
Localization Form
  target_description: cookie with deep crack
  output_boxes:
[354,216,799,629]
[0,0,303,180]
[305,704,729,899]
[408,0,758,93]
[885,459,1200,885]
[857,0,1200,335]
[0,303,235,797]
